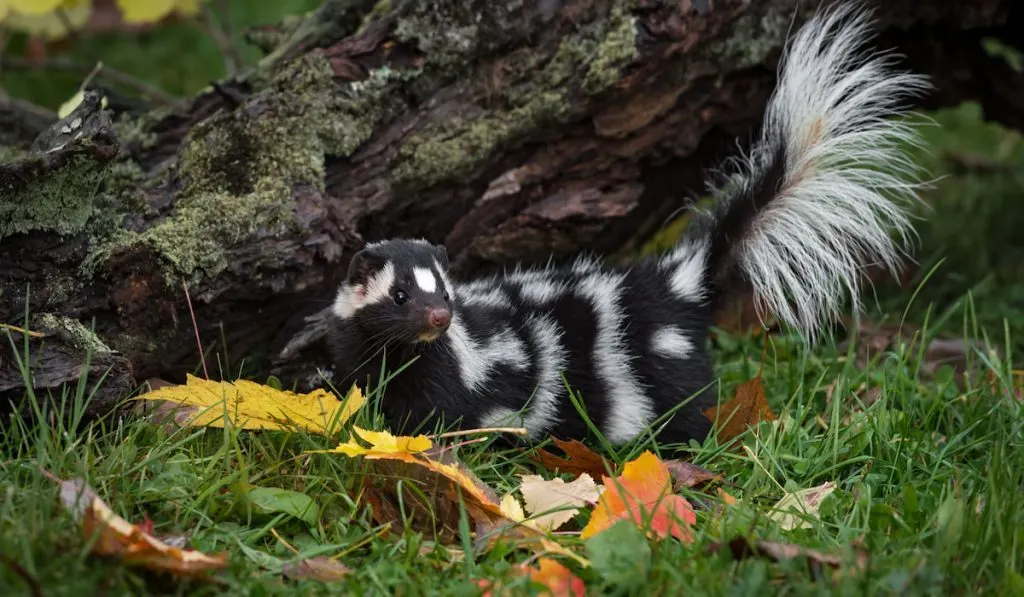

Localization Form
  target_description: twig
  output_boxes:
[270,528,300,554]
[201,1,244,76]
[79,61,104,91]
[181,280,210,379]
[0,57,178,105]
[0,323,44,338]
[432,427,529,440]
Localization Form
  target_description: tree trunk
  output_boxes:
[1,0,1021,417]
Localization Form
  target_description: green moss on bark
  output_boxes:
[34,313,113,354]
[85,53,414,286]
[709,9,789,69]
[393,5,637,187]
[0,151,105,239]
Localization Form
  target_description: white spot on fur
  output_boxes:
[700,4,930,339]
[331,262,396,319]
[446,317,528,392]
[575,272,654,444]
[414,267,437,293]
[521,315,568,438]
[651,327,694,359]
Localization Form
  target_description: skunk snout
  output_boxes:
[427,307,451,330]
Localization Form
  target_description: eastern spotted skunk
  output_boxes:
[327,5,928,446]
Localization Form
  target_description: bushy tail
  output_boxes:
[673,3,930,339]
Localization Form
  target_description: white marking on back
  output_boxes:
[521,315,567,438]
[662,240,708,302]
[446,315,528,392]
[518,278,565,304]
[413,267,437,293]
[462,287,513,309]
[331,261,396,319]
[575,272,654,444]
[478,406,522,429]
[652,327,694,359]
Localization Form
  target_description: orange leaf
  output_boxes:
[530,438,614,479]
[55,477,227,576]
[702,374,776,443]
[479,557,585,597]
[528,557,586,597]
[580,451,696,542]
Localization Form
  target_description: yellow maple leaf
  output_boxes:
[116,0,201,24]
[1,0,90,39]
[4,0,67,15]
[135,374,365,436]
[329,426,432,457]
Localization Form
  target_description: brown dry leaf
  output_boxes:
[769,482,836,531]
[713,537,868,579]
[518,473,603,532]
[135,374,365,436]
[703,374,776,443]
[530,438,614,479]
[281,557,350,582]
[330,442,515,544]
[54,476,227,576]
[663,459,721,490]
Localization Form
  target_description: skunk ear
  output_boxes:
[346,249,387,285]
[433,245,450,269]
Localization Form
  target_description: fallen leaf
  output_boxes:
[702,374,776,443]
[581,451,696,542]
[135,374,364,436]
[281,557,350,582]
[527,557,586,597]
[54,477,227,576]
[329,426,432,457]
[479,557,586,597]
[769,482,836,531]
[712,537,868,579]
[518,473,602,532]
[530,439,614,479]
[663,459,721,490]
[717,488,738,505]
[322,440,514,544]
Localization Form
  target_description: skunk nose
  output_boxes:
[427,307,451,329]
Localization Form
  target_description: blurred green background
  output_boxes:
[2,0,1022,344]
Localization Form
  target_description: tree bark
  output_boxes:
[1,0,1021,416]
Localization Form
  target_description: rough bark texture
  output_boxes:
[1,0,1022,416]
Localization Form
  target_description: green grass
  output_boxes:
[2,296,1022,595]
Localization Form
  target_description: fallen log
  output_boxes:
[1,0,1021,416]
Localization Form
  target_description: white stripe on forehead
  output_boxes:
[413,267,437,293]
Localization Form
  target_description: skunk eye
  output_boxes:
[443,291,450,302]
[393,289,409,305]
